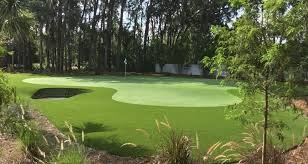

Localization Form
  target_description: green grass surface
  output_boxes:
[7,73,308,157]
[23,76,241,107]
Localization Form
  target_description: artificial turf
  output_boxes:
[23,76,241,107]
[7,73,308,157]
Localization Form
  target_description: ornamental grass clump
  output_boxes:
[159,131,193,164]
[50,121,88,164]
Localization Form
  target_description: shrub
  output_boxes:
[128,116,194,164]
[0,71,14,105]
[0,103,29,134]
[159,131,193,164]
[0,103,50,162]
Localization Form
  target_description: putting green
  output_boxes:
[23,76,241,107]
[9,74,308,157]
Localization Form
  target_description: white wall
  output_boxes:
[155,64,203,76]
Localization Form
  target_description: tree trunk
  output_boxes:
[78,0,88,70]
[23,41,26,71]
[27,39,32,70]
[46,21,50,71]
[17,42,21,69]
[46,46,50,70]
[90,0,99,71]
[11,53,14,71]
[78,33,82,70]
[57,1,63,73]
[262,84,269,164]
[52,47,55,71]
[39,24,44,71]
[97,1,107,73]
[68,39,72,72]
[143,0,152,71]
[105,0,115,71]
[64,46,67,72]
[117,0,126,72]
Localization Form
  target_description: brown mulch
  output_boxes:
[292,97,308,116]
[285,137,308,164]
[29,111,66,140]
[0,133,31,164]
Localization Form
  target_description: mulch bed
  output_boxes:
[0,133,31,164]
[285,137,308,164]
[292,97,308,117]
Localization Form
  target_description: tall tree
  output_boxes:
[0,0,32,70]
[105,0,115,71]
[203,0,306,163]
[117,0,126,71]
[142,0,152,69]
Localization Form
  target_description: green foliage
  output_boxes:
[0,0,32,39]
[202,0,304,124]
[0,102,51,162]
[0,71,14,106]
[52,146,87,164]
[18,122,50,161]
[0,45,6,56]
[203,1,308,162]
[0,103,28,134]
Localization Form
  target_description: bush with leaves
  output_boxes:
[0,71,14,105]
[0,103,51,161]
[0,103,29,134]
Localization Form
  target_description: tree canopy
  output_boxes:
[0,0,235,73]
[203,0,308,163]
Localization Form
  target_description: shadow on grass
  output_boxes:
[73,122,116,133]
[85,134,152,157]
[64,122,151,157]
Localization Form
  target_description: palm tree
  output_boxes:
[0,0,32,70]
